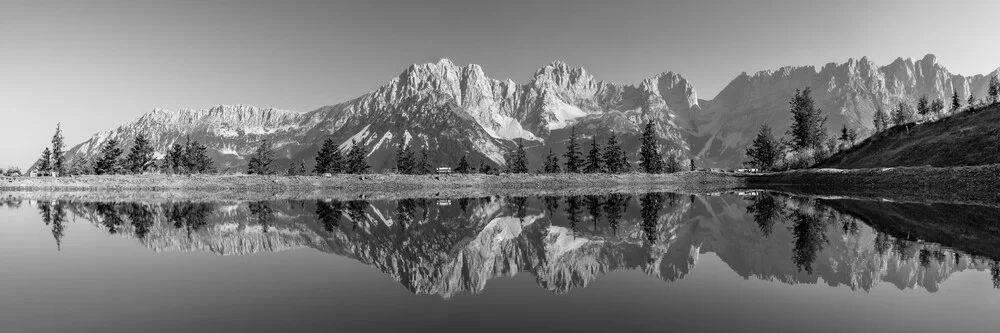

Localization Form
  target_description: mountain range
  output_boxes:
[61,55,1000,170]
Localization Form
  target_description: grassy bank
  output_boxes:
[741,164,1000,205]
[0,172,743,201]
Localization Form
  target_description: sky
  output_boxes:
[3,0,1000,169]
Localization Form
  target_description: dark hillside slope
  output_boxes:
[817,105,1000,168]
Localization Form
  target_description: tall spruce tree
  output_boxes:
[968,93,977,108]
[184,138,214,174]
[93,138,123,175]
[38,148,52,172]
[508,139,528,173]
[345,140,370,174]
[417,147,432,174]
[247,140,274,175]
[584,136,603,173]
[314,138,338,174]
[951,90,962,112]
[602,131,627,174]
[50,123,65,175]
[563,126,583,173]
[456,155,471,174]
[166,143,185,174]
[662,151,682,173]
[124,133,155,174]
[638,120,661,173]
[788,87,827,150]
[543,149,561,173]
[745,125,780,170]
[394,140,415,174]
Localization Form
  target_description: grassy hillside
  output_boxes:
[817,104,1000,168]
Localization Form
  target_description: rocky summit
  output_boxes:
[62,55,999,171]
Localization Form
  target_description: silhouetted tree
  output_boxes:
[345,140,370,174]
[247,140,274,175]
[640,192,665,243]
[316,200,343,232]
[93,138,124,175]
[602,131,628,174]
[564,196,582,231]
[50,123,65,175]
[124,133,155,174]
[584,136,603,173]
[788,87,827,150]
[543,196,560,216]
[507,139,528,173]
[638,120,662,173]
[123,203,155,240]
[509,196,528,224]
[314,138,342,174]
[951,89,962,112]
[563,126,583,173]
[585,195,602,229]
[543,148,561,173]
[166,143,185,174]
[930,98,945,115]
[248,201,274,233]
[417,147,432,174]
[603,193,630,234]
[183,137,215,174]
[745,125,780,170]
[917,95,931,116]
[395,140,415,174]
[346,200,369,227]
[95,203,124,234]
[37,148,52,172]
[968,92,977,108]
[746,194,782,236]
[455,155,471,174]
[790,212,828,274]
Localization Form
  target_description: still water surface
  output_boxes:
[2,193,999,332]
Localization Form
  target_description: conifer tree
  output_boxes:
[125,133,155,174]
[689,159,696,172]
[186,139,214,174]
[478,160,493,174]
[745,125,780,170]
[951,89,962,112]
[38,148,52,172]
[563,126,583,173]
[417,147,432,174]
[584,136,603,173]
[166,143,185,174]
[873,107,889,133]
[345,140,370,174]
[314,138,338,174]
[787,87,827,150]
[662,151,682,173]
[394,140,415,174]
[917,95,931,116]
[543,148,561,173]
[968,93,977,108]
[50,123,65,175]
[891,102,915,126]
[247,140,274,175]
[456,155,471,174]
[508,139,528,173]
[638,120,662,173]
[602,131,626,174]
[93,138,124,175]
[931,98,944,115]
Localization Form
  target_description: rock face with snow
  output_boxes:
[62,55,998,170]
[695,54,1000,167]
[63,59,701,172]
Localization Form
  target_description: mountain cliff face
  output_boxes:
[696,54,999,167]
[50,193,996,298]
[64,59,700,172]
[62,55,997,170]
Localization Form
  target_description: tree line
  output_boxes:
[746,76,1000,171]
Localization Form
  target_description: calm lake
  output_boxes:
[2,192,999,332]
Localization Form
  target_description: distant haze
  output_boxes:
[3,0,1000,168]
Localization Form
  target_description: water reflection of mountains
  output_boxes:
[9,192,1000,298]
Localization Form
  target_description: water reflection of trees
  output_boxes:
[316,200,343,232]
[164,202,213,236]
[37,201,67,250]
[744,192,1000,288]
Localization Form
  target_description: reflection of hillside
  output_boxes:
[38,192,1000,297]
